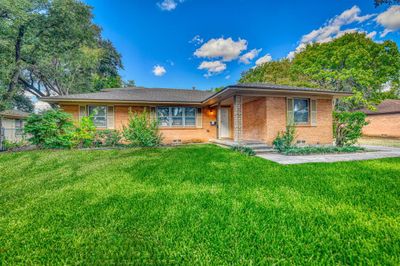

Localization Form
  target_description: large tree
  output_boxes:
[374,0,400,6]
[0,0,123,111]
[240,33,400,111]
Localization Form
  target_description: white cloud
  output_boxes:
[287,43,307,60]
[225,75,231,80]
[152,65,167,76]
[24,91,51,113]
[190,35,204,45]
[301,6,374,44]
[198,61,226,77]
[157,0,184,11]
[255,54,272,66]
[376,6,400,37]
[194,37,248,62]
[366,31,377,39]
[239,48,262,64]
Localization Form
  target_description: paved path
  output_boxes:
[256,145,400,165]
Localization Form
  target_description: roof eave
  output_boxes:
[40,98,205,106]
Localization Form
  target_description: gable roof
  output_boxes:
[362,99,400,115]
[41,83,352,105]
[0,109,30,119]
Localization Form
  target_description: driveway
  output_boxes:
[257,145,400,165]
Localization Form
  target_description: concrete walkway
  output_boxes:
[256,145,400,165]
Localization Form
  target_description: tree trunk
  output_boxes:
[5,25,26,101]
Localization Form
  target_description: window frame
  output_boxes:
[88,105,108,128]
[156,107,197,128]
[293,98,310,125]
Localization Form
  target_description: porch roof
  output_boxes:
[203,83,353,105]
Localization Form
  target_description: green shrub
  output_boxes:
[333,111,369,147]
[283,145,365,155]
[273,125,297,152]
[24,109,75,149]
[123,110,162,147]
[72,116,96,148]
[231,145,256,156]
[95,130,122,147]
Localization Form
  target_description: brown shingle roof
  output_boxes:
[41,87,215,104]
[41,84,352,104]
[362,99,400,115]
[0,109,30,119]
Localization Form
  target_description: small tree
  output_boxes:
[123,110,162,147]
[24,109,75,149]
[333,111,369,147]
[72,116,96,148]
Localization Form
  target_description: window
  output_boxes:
[156,107,197,127]
[293,98,309,124]
[15,119,23,135]
[88,106,107,128]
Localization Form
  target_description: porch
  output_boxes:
[210,138,274,154]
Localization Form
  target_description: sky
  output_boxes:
[83,0,400,91]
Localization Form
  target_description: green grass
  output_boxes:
[1,145,399,264]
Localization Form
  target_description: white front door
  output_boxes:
[219,107,230,138]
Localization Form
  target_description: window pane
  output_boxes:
[171,107,183,117]
[157,107,169,117]
[89,106,106,116]
[294,99,309,123]
[172,117,183,126]
[158,117,170,127]
[185,117,196,126]
[93,116,107,127]
[185,107,196,117]
[88,106,107,127]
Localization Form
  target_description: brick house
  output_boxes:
[361,99,400,138]
[41,83,351,145]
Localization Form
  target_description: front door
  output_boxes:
[219,107,230,138]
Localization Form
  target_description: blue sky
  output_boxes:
[84,0,400,91]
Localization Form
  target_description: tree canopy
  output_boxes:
[374,0,400,6]
[240,33,400,111]
[0,0,123,111]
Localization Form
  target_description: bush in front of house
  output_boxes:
[95,129,122,147]
[123,110,162,147]
[72,116,96,148]
[24,109,75,149]
[333,111,369,147]
[231,145,256,156]
[272,125,297,152]
[283,145,365,155]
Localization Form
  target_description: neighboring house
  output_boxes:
[0,110,30,142]
[41,83,351,145]
[361,99,400,138]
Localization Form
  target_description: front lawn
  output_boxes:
[1,145,399,264]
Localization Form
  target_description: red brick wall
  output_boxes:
[61,104,217,144]
[261,97,333,145]
[363,113,400,138]
[243,98,267,141]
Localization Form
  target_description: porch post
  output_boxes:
[233,95,243,142]
[217,102,221,139]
